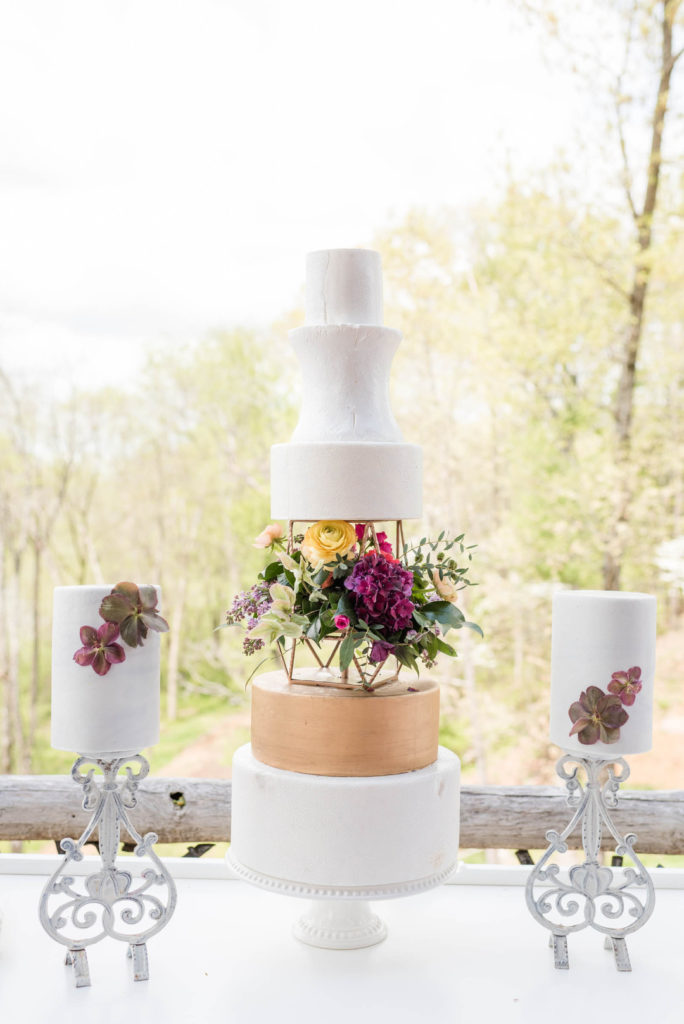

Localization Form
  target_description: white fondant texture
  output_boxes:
[271,248,423,521]
[549,590,656,757]
[289,326,403,443]
[51,585,161,757]
[306,249,382,326]
[230,744,460,888]
[270,442,422,521]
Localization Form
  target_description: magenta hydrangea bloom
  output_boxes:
[607,666,642,706]
[73,622,126,677]
[344,552,415,632]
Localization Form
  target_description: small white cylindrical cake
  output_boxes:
[230,744,460,891]
[51,585,161,758]
[550,590,656,757]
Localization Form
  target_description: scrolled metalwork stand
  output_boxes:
[39,754,177,988]
[525,754,655,972]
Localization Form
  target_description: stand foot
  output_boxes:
[293,899,387,950]
[128,942,150,981]
[549,933,569,970]
[65,948,91,988]
[605,935,631,972]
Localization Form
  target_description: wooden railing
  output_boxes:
[2,777,684,852]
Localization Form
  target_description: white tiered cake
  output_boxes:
[229,249,460,949]
[270,249,422,521]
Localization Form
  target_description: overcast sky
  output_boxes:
[0,0,581,395]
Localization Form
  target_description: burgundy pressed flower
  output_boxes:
[100,582,169,648]
[73,622,126,677]
[607,666,642,707]
[568,685,629,745]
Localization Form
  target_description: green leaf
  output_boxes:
[339,634,355,672]
[436,638,456,657]
[307,616,322,641]
[336,591,355,621]
[420,601,465,632]
[464,620,484,638]
[394,647,419,674]
[263,562,281,582]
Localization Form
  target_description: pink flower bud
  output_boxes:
[253,523,284,549]
[334,614,350,630]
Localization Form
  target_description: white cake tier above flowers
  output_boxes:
[549,590,656,758]
[271,248,422,522]
[51,583,168,758]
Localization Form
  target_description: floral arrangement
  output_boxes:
[225,520,480,691]
[73,582,169,677]
[568,666,642,745]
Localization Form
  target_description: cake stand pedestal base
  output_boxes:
[227,849,455,951]
[525,754,655,972]
[39,754,177,988]
[293,899,387,949]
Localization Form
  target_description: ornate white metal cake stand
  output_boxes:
[39,754,177,987]
[227,852,456,949]
[525,754,655,972]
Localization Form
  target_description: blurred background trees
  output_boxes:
[1,0,684,791]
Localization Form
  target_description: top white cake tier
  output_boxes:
[271,248,423,521]
[305,249,383,325]
[51,584,161,758]
[549,590,656,757]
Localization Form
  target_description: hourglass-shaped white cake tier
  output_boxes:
[271,249,422,521]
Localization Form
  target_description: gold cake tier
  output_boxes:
[250,670,440,777]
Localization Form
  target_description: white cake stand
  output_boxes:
[228,744,460,949]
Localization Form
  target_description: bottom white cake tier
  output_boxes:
[229,744,460,895]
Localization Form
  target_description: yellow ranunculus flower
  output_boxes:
[300,520,356,565]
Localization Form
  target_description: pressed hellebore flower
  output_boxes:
[607,666,642,707]
[74,622,126,677]
[100,582,169,648]
[568,685,629,745]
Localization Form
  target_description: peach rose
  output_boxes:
[432,568,459,603]
[300,520,356,564]
[253,523,284,549]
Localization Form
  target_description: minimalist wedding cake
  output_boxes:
[51,583,164,758]
[228,250,467,944]
[550,590,656,756]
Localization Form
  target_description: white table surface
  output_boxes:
[1,856,681,1024]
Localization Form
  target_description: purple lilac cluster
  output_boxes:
[344,552,415,636]
[226,582,272,655]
